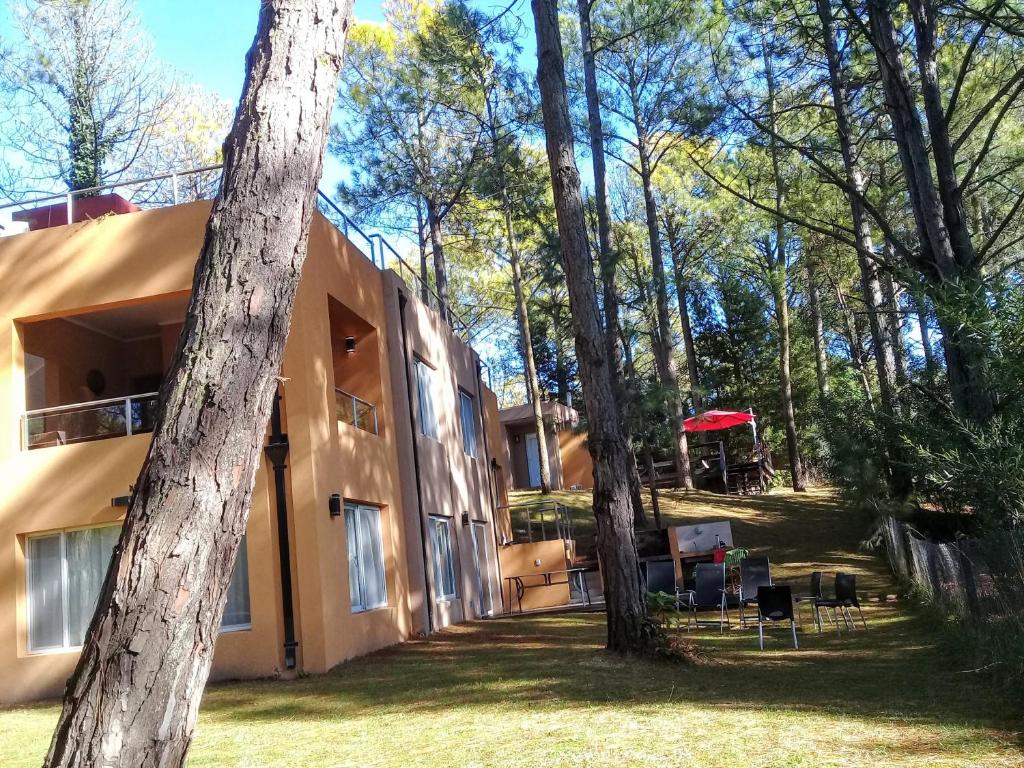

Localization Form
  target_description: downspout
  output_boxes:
[398,290,434,635]
[264,387,298,670]
[474,357,503,615]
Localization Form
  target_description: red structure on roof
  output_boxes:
[683,409,755,433]
[12,193,140,231]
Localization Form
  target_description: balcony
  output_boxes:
[23,393,159,450]
[336,388,378,435]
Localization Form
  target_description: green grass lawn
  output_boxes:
[3,488,1022,767]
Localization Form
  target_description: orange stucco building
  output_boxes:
[0,199,509,704]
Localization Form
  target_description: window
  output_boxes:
[27,526,119,652]
[428,516,457,600]
[345,503,388,612]
[414,358,439,440]
[27,526,250,652]
[222,536,252,631]
[459,391,477,457]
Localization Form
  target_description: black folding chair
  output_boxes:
[738,556,772,626]
[756,585,799,650]
[793,571,836,632]
[815,572,867,630]
[681,563,729,633]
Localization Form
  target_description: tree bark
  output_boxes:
[532,0,651,653]
[866,0,995,423]
[577,1,647,521]
[804,247,830,397]
[665,212,703,412]
[425,195,451,325]
[912,289,938,381]
[577,0,620,369]
[483,93,552,493]
[634,112,692,490]
[644,447,663,531]
[817,0,909,492]
[763,43,806,492]
[44,3,351,766]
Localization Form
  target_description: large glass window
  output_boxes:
[345,503,388,612]
[415,358,439,440]
[459,391,477,458]
[27,526,250,651]
[429,516,457,600]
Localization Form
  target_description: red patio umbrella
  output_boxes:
[683,409,755,433]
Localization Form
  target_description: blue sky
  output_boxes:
[135,1,390,106]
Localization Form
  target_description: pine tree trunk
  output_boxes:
[913,290,937,381]
[577,1,647,521]
[637,134,692,491]
[666,215,703,412]
[577,0,620,368]
[773,277,806,492]
[415,194,431,304]
[425,195,451,324]
[484,95,552,493]
[818,0,909,494]
[532,0,651,653]
[44,3,351,766]
[867,0,995,423]
[804,249,829,397]
[763,43,805,492]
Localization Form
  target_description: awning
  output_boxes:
[683,409,755,433]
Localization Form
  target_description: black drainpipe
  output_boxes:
[264,387,298,669]
[398,290,434,635]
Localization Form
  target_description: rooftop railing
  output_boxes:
[0,165,468,336]
[22,392,159,450]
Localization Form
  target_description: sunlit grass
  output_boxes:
[2,488,1021,767]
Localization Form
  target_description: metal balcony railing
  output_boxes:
[0,165,469,337]
[22,392,160,450]
[500,500,575,544]
[335,388,378,435]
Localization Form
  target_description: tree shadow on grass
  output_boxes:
[201,609,1023,749]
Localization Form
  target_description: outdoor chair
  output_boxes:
[756,585,798,650]
[815,572,867,631]
[738,556,772,626]
[793,571,836,632]
[646,561,682,603]
[681,562,730,633]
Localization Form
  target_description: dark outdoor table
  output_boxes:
[505,568,593,614]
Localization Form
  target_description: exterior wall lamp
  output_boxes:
[329,493,342,518]
[344,336,356,354]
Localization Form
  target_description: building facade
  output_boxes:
[497,401,593,492]
[0,198,507,704]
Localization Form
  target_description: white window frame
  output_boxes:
[26,525,251,653]
[414,357,439,440]
[345,502,389,613]
[459,390,477,458]
[26,524,119,653]
[429,515,458,601]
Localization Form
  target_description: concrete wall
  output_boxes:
[557,429,594,490]
[497,539,573,612]
[382,271,502,633]
[0,204,283,704]
[0,202,502,703]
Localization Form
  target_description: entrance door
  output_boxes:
[470,521,493,616]
[525,432,541,488]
